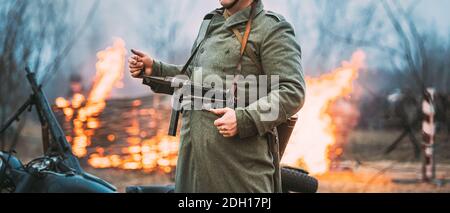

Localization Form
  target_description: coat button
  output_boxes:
[200,48,205,54]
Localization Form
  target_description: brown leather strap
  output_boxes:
[239,7,254,57]
[224,1,258,72]
[224,1,258,101]
[229,27,262,71]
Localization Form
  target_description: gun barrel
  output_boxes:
[143,76,187,88]
[143,76,221,91]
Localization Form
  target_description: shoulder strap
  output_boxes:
[181,14,214,75]
[225,1,258,101]
[192,13,214,51]
[229,27,262,71]
[224,3,262,72]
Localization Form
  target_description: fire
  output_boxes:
[54,38,126,157]
[55,97,70,108]
[281,51,365,175]
[88,39,126,106]
[54,38,179,174]
[63,38,127,158]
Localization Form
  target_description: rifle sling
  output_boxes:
[180,18,211,75]
[224,2,261,72]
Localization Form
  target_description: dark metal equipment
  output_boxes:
[143,75,234,136]
[0,68,116,193]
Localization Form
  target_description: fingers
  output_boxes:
[218,126,229,132]
[131,49,146,57]
[128,58,139,65]
[130,70,143,78]
[209,108,231,116]
[210,108,238,137]
[219,128,230,136]
[128,49,146,78]
[214,117,225,127]
[216,121,237,138]
[219,128,236,138]
[128,54,144,78]
[132,55,143,62]
[129,67,144,73]
[129,68,142,73]
[211,108,230,126]
[129,61,144,68]
[129,55,143,63]
[222,133,233,138]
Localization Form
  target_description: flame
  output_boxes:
[55,38,126,157]
[54,38,179,174]
[281,51,365,175]
[86,133,178,172]
[55,97,70,108]
[88,39,126,106]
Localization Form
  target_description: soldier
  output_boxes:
[129,0,305,193]
[68,73,85,98]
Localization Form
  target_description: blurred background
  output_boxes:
[1,0,449,192]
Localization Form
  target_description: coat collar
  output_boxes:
[222,0,264,29]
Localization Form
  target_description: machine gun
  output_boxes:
[143,75,235,136]
[142,75,297,158]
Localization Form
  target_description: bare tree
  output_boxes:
[313,0,448,94]
[0,1,99,149]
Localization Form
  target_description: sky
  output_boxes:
[172,0,450,39]
[62,0,450,98]
[415,0,450,31]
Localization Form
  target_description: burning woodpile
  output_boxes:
[54,95,178,174]
[53,38,178,174]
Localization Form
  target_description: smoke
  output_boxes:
[64,0,217,98]
[62,0,318,98]
[55,0,449,99]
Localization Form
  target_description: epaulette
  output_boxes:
[203,13,214,20]
[204,8,223,20]
[265,10,285,22]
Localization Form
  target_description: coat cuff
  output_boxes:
[142,60,162,86]
[141,59,168,79]
[150,59,162,77]
[236,109,258,139]
[142,60,175,94]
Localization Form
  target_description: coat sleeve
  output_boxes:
[235,21,306,139]
[142,60,183,95]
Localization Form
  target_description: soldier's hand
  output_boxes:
[129,49,154,78]
[210,108,238,138]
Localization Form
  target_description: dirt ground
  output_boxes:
[13,127,450,193]
[318,129,450,192]
[84,160,450,193]
[316,161,450,192]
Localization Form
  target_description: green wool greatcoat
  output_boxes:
[143,0,305,193]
